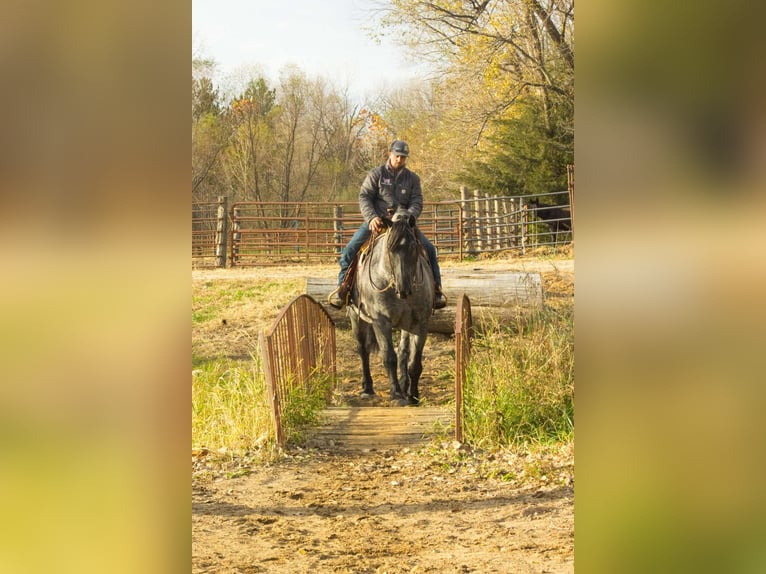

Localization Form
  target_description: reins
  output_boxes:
[364,221,424,295]
[366,231,395,293]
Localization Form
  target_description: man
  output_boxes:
[329,139,447,310]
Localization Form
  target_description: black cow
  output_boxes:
[527,197,572,244]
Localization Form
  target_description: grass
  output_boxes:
[192,356,274,455]
[193,279,302,321]
[462,303,574,448]
[280,373,333,445]
[191,357,333,455]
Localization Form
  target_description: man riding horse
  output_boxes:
[329,139,447,310]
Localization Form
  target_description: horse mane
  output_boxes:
[386,215,415,251]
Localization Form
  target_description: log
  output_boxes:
[306,270,543,334]
[440,270,542,307]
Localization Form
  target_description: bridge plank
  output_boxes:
[305,407,453,451]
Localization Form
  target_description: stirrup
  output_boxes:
[328,285,348,309]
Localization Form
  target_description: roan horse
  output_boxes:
[348,210,435,405]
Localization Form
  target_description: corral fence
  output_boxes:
[454,294,474,443]
[192,190,574,268]
[259,294,336,447]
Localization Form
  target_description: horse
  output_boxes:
[527,197,572,244]
[348,210,435,406]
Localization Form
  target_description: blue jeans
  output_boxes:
[338,224,442,288]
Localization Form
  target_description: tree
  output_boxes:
[461,95,573,196]
[221,77,277,203]
[380,0,574,196]
[192,56,229,201]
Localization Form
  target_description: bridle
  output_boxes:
[365,223,423,294]
[367,231,395,293]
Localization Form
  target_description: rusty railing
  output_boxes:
[259,294,336,446]
[191,198,225,267]
[454,294,473,443]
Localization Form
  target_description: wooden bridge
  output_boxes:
[305,406,454,452]
[262,278,538,449]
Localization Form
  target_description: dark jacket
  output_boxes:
[359,162,423,224]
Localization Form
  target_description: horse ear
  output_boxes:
[408,214,416,228]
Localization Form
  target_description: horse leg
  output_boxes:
[353,318,375,397]
[359,345,375,398]
[406,333,427,405]
[373,323,402,400]
[397,332,412,404]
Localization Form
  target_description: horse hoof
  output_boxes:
[407,396,420,406]
[396,398,409,407]
[360,392,375,398]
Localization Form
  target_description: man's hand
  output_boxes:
[369,216,385,234]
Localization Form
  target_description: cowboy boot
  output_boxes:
[433,286,447,310]
[328,284,351,309]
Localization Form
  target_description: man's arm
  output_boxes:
[359,169,381,223]
[406,172,423,220]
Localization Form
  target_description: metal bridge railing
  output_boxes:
[259,294,336,447]
[454,294,474,443]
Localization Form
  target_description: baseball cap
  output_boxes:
[390,140,410,157]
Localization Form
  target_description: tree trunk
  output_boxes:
[306,270,542,334]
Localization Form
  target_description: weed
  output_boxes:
[191,356,274,456]
[280,374,332,445]
[462,303,574,447]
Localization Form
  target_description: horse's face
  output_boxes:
[387,216,418,299]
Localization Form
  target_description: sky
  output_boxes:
[192,0,432,101]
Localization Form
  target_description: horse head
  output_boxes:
[387,210,418,299]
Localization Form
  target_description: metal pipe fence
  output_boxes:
[191,199,223,268]
[192,191,573,267]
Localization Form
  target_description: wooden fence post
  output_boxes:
[460,186,474,257]
[511,198,520,248]
[493,195,503,251]
[488,196,495,251]
[473,189,483,254]
[567,164,575,233]
[215,196,228,268]
[520,201,527,256]
[501,198,512,249]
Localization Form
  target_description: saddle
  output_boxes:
[338,228,384,309]
[330,217,433,313]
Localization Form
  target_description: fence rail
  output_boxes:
[193,190,573,267]
[259,294,336,447]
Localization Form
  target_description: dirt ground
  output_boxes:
[193,252,575,573]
